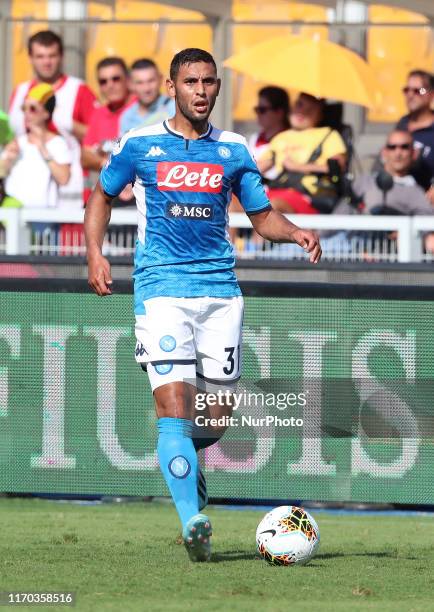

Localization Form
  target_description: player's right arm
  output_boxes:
[84,181,113,296]
[85,133,136,296]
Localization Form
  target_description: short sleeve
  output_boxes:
[232,140,271,215]
[322,130,347,159]
[99,134,136,197]
[47,136,73,164]
[73,84,98,125]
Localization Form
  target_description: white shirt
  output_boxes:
[5,134,72,208]
[9,76,90,208]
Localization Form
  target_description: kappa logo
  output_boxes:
[135,342,148,358]
[145,146,166,158]
[157,162,223,192]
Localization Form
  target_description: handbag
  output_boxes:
[266,129,343,213]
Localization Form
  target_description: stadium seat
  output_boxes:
[85,1,210,92]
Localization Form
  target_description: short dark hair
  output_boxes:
[259,86,290,114]
[386,129,414,146]
[96,57,129,76]
[408,69,434,90]
[28,30,63,55]
[170,48,216,81]
[131,58,158,72]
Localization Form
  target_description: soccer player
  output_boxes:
[84,48,321,562]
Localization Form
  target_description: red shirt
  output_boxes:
[72,81,98,125]
[83,99,134,147]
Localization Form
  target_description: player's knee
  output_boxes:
[154,381,195,419]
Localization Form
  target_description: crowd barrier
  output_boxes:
[0,208,434,262]
[0,278,433,505]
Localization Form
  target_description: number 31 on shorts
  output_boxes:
[223,344,241,376]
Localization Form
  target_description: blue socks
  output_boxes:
[157,417,199,529]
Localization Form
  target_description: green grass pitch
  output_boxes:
[0,498,433,612]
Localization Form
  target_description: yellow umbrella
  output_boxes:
[224,34,380,108]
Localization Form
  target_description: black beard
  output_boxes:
[177,98,214,129]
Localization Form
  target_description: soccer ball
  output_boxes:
[256,505,320,566]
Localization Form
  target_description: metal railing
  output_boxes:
[0,208,433,263]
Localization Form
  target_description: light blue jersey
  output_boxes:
[119,95,175,135]
[100,120,271,309]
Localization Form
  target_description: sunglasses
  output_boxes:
[402,86,429,96]
[385,143,412,150]
[98,75,123,86]
[21,104,39,113]
[254,105,273,115]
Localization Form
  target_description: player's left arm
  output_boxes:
[233,140,322,264]
[249,208,321,264]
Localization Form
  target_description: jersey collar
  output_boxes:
[27,74,68,95]
[163,119,212,140]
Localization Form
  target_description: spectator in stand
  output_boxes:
[8,30,96,209]
[248,86,290,167]
[82,57,133,172]
[229,87,290,252]
[397,70,434,201]
[257,92,347,214]
[3,84,71,210]
[119,58,175,134]
[337,130,433,215]
[333,130,434,254]
[82,57,134,210]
